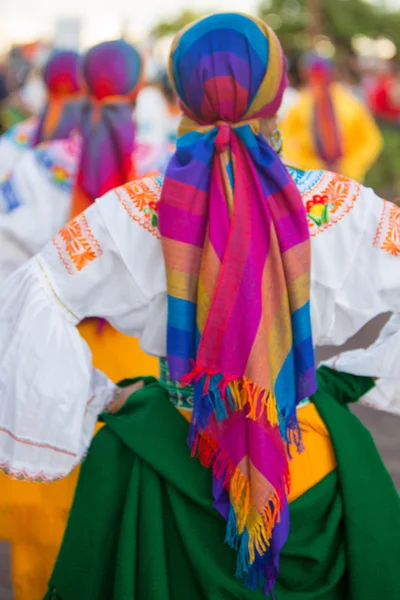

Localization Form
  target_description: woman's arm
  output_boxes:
[0,177,165,482]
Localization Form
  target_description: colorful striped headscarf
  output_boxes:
[306,54,344,168]
[33,50,81,145]
[62,40,143,215]
[159,13,317,593]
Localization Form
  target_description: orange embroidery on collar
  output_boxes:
[115,176,161,239]
[53,213,103,274]
[374,200,400,257]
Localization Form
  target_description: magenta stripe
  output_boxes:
[160,179,208,216]
[207,155,232,261]
[218,142,271,375]
[274,207,310,253]
[158,202,207,247]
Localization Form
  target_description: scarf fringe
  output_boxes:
[193,431,290,573]
[182,366,280,428]
[185,363,301,591]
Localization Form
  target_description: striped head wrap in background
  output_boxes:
[305,53,344,168]
[33,50,81,145]
[66,39,143,216]
[159,12,317,593]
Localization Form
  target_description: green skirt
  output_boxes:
[44,369,400,600]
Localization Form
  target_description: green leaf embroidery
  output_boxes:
[321,203,330,224]
[307,213,322,227]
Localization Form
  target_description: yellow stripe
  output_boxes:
[166,268,198,302]
[288,272,311,313]
[247,25,283,116]
[196,278,212,332]
[267,300,293,385]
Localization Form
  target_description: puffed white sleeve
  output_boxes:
[318,189,400,414]
[0,136,80,283]
[0,179,166,482]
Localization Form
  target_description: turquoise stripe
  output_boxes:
[291,303,313,345]
[168,296,196,332]
[226,159,234,189]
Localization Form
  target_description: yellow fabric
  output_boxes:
[280,83,383,183]
[0,321,158,600]
[288,403,336,503]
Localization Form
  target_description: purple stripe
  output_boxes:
[296,367,318,402]
[167,157,211,191]
[168,354,192,381]
[158,202,207,248]
[274,207,310,253]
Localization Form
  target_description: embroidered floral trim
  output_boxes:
[115,176,162,239]
[298,171,360,236]
[53,213,103,274]
[35,136,80,192]
[373,200,400,256]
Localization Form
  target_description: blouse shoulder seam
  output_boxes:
[35,256,80,322]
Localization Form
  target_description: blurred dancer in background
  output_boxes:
[280,53,383,182]
[0,39,160,600]
[0,50,81,178]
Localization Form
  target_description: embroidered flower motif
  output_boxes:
[305,194,332,227]
[51,165,69,184]
[53,213,103,274]
[297,171,360,236]
[374,201,400,257]
[115,176,162,238]
[35,142,77,192]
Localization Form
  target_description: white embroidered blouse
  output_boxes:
[0,136,80,283]
[0,169,399,481]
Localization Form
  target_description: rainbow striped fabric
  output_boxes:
[159,13,317,594]
[307,54,344,168]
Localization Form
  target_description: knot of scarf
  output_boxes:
[159,12,317,595]
[215,122,231,153]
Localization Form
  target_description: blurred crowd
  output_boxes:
[1,36,400,197]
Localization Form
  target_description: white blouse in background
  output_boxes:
[0,117,38,179]
[0,136,80,283]
[0,169,400,481]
